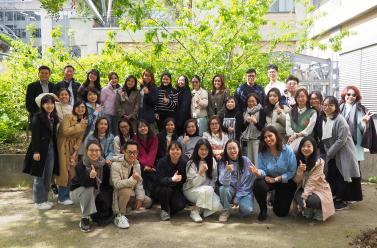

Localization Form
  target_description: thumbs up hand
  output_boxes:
[89,165,97,178]
[171,170,182,182]
[225,161,233,172]
[298,160,306,173]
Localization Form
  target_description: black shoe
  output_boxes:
[79,218,91,232]
[334,201,348,211]
[51,184,58,199]
[258,209,267,221]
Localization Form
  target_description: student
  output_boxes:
[111,140,152,229]
[132,120,159,200]
[321,96,362,210]
[101,71,121,135]
[177,119,202,159]
[284,75,300,108]
[115,75,140,131]
[207,74,230,119]
[78,69,102,100]
[113,118,134,157]
[264,64,285,96]
[218,140,256,222]
[191,75,209,136]
[223,96,243,141]
[175,75,192,136]
[139,69,158,126]
[25,65,54,120]
[309,91,324,150]
[54,65,81,105]
[156,141,188,221]
[293,137,335,221]
[234,68,265,113]
[155,72,178,131]
[183,139,223,223]
[156,118,178,164]
[56,100,88,205]
[23,95,59,210]
[252,126,297,221]
[83,88,103,137]
[240,93,263,166]
[70,141,113,232]
[203,116,229,161]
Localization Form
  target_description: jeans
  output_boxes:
[58,185,71,202]
[219,185,253,216]
[33,143,55,204]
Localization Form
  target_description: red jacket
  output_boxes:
[133,135,158,168]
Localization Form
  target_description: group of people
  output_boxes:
[22,63,377,233]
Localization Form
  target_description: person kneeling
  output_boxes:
[218,140,256,222]
[111,140,152,229]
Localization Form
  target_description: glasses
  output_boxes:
[126,150,138,156]
[88,149,101,153]
[347,93,356,97]
[323,104,335,108]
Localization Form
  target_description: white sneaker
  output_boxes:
[114,214,130,229]
[218,209,230,222]
[46,201,54,207]
[190,210,203,223]
[58,199,74,205]
[35,202,52,210]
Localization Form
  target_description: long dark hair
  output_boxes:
[136,119,154,140]
[57,87,71,103]
[211,74,226,94]
[167,141,183,163]
[163,117,176,135]
[37,94,59,129]
[259,126,283,153]
[224,96,239,113]
[72,100,88,120]
[83,88,101,104]
[245,93,261,108]
[222,139,244,176]
[291,88,311,123]
[83,69,101,91]
[264,88,284,116]
[93,116,110,139]
[122,75,138,92]
[117,118,134,147]
[321,96,340,120]
[207,115,223,140]
[142,69,156,85]
[176,75,190,91]
[296,136,318,172]
[191,139,214,179]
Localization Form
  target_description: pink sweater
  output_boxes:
[100,83,119,116]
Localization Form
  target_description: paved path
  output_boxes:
[1,184,377,248]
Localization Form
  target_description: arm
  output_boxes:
[276,106,288,126]
[299,112,317,137]
[199,90,209,108]
[156,158,173,186]
[218,160,231,186]
[113,136,121,155]
[129,92,141,119]
[76,164,97,187]
[100,88,108,105]
[286,112,294,136]
[105,136,115,161]
[31,117,42,153]
[301,160,325,200]
[185,161,207,188]
[257,154,267,177]
[134,164,146,201]
[111,163,137,189]
[217,89,230,117]
[326,118,349,159]
[280,147,297,183]
[61,115,86,136]
[166,91,178,110]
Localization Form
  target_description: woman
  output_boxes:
[56,100,88,205]
[101,71,121,135]
[252,126,297,221]
[286,88,317,152]
[23,95,59,210]
[155,72,178,131]
[321,96,362,210]
[218,140,256,222]
[240,93,263,166]
[156,141,188,221]
[191,75,208,136]
[177,119,202,159]
[340,85,377,160]
[156,118,178,163]
[259,88,289,138]
[293,137,335,221]
[203,116,229,161]
[223,96,243,141]
[113,118,134,156]
[207,74,230,119]
[70,140,113,232]
[83,88,103,137]
[309,91,324,149]
[78,69,102,100]
[133,119,159,201]
[139,69,158,126]
[175,75,192,136]
[115,75,141,131]
[183,139,223,222]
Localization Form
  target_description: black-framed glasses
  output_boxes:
[347,93,356,97]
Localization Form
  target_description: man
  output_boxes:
[54,65,81,105]
[111,140,152,229]
[264,64,286,96]
[234,68,265,112]
[25,65,54,120]
[284,75,300,108]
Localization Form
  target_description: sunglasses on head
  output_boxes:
[347,93,356,97]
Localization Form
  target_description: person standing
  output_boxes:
[77,69,102,100]
[191,75,209,136]
[101,71,121,135]
[284,75,300,108]
[54,65,81,105]
[207,74,230,119]
[264,64,286,96]
[139,69,158,126]
[175,75,192,136]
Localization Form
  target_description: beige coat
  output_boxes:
[293,159,335,221]
[110,159,146,213]
[55,114,87,186]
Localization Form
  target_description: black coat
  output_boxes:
[25,81,54,117]
[139,83,158,124]
[156,156,187,190]
[175,87,192,136]
[156,132,178,162]
[23,113,59,177]
[54,79,81,104]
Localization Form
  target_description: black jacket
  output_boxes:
[23,113,59,177]
[139,83,158,124]
[54,79,81,104]
[156,156,187,190]
[156,132,178,162]
[25,81,54,117]
[175,87,192,136]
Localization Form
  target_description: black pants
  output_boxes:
[294,188,322,209]
[253,178,296,217]
[157,186,187,215]
[141,169,158,202]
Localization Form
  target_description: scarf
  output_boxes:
[341,103,357,144]
[83,154,106,195]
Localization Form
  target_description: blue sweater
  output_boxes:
[257,145,297,183]
[218,156,256,203]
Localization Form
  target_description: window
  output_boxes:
[0,11,3,22]
[14,28,26,38]
[6,11,14,21]
[15,12,26,21]
[35,28,41,38]
[269,0,295,13]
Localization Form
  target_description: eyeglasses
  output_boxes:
[125,151,138,156]
[347,93,356,97]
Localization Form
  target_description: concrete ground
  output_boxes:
[1,184,377,248]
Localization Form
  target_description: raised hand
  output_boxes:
[89,165,97,178]
[225,161,233,172]
[132,171,141,182]
[171,170,182,182]
[199,161,208,176]
[248,164,259,175]
[298,160,306,173]
[33,153,40,161]
[182,134,190,144]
